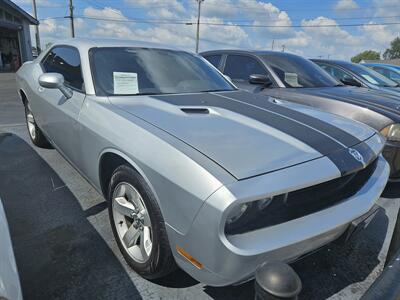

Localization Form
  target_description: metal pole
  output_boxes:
[195,0,204,53]
[69,0,75,38]
[271,39,275,51]
[32,0,41,53]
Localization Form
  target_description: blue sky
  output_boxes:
[12,0,400,59]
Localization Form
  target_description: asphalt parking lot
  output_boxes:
[0,72,399,300]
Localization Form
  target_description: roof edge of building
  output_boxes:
[3,0,39,25]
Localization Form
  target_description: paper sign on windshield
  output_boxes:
[113,72,139,94]
[284,72,302,87]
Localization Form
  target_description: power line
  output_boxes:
[68,15,400,29]
[37,13,400,24]
[192,21,400,28]
[202,3,400,13]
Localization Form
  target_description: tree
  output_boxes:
[351,50,380,63]
[383,37,400,59]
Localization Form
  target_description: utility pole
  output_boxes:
[195,0,204,53]
[32,0,41,53]
[271,39,275,51]
[68,0,75,38]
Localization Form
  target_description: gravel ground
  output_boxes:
[0,72,399,300]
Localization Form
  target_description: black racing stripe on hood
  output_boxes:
[153,92,376,175]
[327,141,376,176]
[154,92,342,154]
[219,90,361,147]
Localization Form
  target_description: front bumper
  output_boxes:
[382,141,400,180]
[166,155,389,286]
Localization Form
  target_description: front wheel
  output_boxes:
[108,165,176,279]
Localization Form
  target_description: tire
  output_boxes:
[24,102,52,148]
[108,165,176,279]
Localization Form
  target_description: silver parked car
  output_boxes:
[0,198,23,300]
[16,38,389,286]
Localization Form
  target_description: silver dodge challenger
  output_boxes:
[16,38,389,286]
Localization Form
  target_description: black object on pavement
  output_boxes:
[254,261,302,300]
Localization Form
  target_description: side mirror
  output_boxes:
[38,73,73,99]
[249,74,272,87]
[340,76,361,87]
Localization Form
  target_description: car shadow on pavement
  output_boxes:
[0,132,142,300]
[292,207,388,299]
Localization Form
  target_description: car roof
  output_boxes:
[363,63,400,70]
[311,59,354,67]
[51,38,179,52]
[200,49,302,59]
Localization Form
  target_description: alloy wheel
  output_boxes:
[26,105,36,140]
[112,182,153,263]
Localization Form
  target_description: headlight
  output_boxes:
[225,197,272,233]
[381,124,400,142]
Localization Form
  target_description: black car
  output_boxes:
[312,59,400,96]
[201,50,400,180]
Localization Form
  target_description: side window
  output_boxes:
[204,55,222,69]
[373,67,389,77]
[389,70,400,81]
[319,64,349,81]
[42,49,56,72]
[224,55,266,81]
[42,46,84,92]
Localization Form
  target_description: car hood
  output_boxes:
[271,86,400,113]
[110,90,377,179]
[377,86,400,95]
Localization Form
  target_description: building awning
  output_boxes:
[0,20,23,31]
[2,0,39,25]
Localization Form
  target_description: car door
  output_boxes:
[222,54,269,92]
[38,46,86,166]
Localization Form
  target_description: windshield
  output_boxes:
[90,47,235,96]
[345,63,398,87]
[261,53,340,88]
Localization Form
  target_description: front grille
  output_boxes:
[226,158,378,235]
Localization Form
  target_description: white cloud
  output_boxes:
[334,0,359,11]
[301,17,361,46]
[237,0,292,33]
[364,24,395,44]
[201,0,238,18]
[124,0,186,18]
[84,6,127,20]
